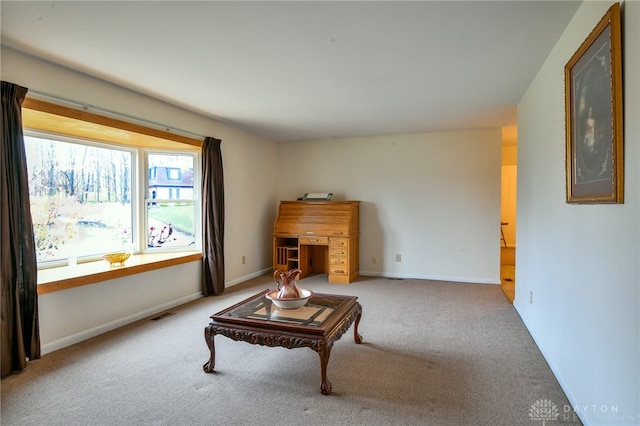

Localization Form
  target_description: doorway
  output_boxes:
[500,246,515,302]
[500,127,517,303]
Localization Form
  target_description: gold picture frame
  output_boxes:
[565,3,623,204]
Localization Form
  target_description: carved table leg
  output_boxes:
[318,340,334,395]
[203,325,216,373]
[353,304,363,344]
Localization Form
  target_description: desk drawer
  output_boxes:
[330,238,348,247]
[329,265,348,276]
[299,236,328,245]
[330,248,347,257]
[330,257,348,266]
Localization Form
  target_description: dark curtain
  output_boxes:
[201,137,225,296]
[1,81,41,378]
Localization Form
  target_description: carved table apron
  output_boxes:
[203,290,363,395]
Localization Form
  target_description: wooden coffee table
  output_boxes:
[203,289,363,395]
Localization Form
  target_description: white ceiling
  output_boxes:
[1,1,581,142]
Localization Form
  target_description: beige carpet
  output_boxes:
[1,273,581,425]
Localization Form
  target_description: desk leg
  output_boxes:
[203,325,216,373]
[318,341,334,395]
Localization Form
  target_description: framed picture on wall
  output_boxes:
[565,3,623,204]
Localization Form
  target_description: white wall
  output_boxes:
[39,263,202,354]
[277,129,503,284]
[1,47,279,352]
[516,1,640,424]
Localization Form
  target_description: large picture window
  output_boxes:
[22,99,202,268]
[25,134,135,263]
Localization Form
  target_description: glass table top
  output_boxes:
[213,290,353,328]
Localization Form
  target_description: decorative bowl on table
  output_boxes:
[103,251,130,267]
[266,288,313,309]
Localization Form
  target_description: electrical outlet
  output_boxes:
[529,290,533,305]
[242,256,246,265]
[371,256,377,264]
[395,254,401,262]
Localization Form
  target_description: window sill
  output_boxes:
[37,251,203,295]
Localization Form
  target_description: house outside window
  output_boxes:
[146,154,197,249]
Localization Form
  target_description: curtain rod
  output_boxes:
[27,89,207,141]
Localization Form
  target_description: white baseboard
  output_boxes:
[41,269,496,354]
[42,268,274,354]
[225,268,272,287]
[41,292,203,355]
[359,270,500,285]
[513,302,589,426]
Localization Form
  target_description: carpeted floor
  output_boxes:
[1,273,581,425]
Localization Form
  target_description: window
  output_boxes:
[25,134,135,263]
[167,167,181,180]
[146,153,197,249]
[22,99,202,268]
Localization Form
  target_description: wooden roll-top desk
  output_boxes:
[273,200,360,284]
